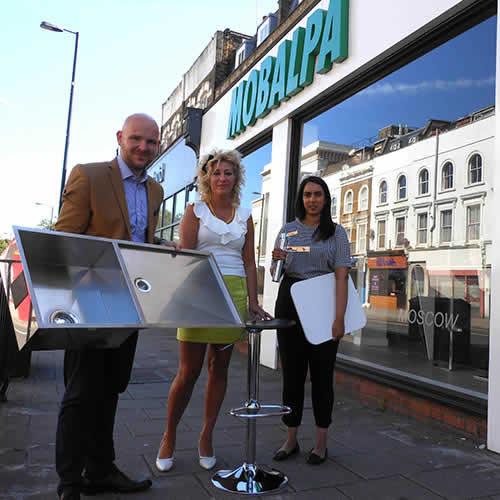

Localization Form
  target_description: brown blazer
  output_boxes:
[55,158,164,243]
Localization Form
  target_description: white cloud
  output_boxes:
[361,76,495,96]
[0,97,8,105]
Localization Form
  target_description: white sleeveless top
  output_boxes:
[193,201,251,277]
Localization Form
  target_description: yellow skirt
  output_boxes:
[177,275,247,344]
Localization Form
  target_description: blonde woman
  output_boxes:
[156,149,272,472]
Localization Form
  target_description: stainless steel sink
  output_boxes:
[1,227,243,351]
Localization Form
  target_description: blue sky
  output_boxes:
[0,0,279,236]
[303,16,497,148]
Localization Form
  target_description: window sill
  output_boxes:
[464,181,485,189]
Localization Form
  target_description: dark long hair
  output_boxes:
[295,176,336,241]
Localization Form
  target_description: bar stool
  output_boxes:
[212,318,295,495]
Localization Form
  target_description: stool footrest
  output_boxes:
[230,404,291,419]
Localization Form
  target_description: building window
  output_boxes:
[468,153,483,184]
[418,169,429,195]
[467,205,481,241]
[235,47,245,68]
[377,220,386,249]
[357,223,367,254]
[397,175,407,200]
[359,186,369,210]
[379,181,387,204]
[440,209,453,243]
[257,21,270,45]
[331,196,337,217]
[344,190,353,214]
[395,217,405,246]
[417,213,428,245]
[441,161,454,190]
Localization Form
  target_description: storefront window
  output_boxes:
[298,15,496,396]
[148,138,197,242]
[242,142,272,299]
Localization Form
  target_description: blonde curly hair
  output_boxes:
[196,149,246,206]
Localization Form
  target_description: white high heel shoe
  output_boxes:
[156,454,174,472]
[198,448,216,470]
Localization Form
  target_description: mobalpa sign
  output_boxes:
[227,0,349,139]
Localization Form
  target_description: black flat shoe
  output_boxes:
[306,448,328,465]
[272,443,300,461]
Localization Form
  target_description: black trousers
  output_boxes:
[275,276,339,429]
[56,332,138,495]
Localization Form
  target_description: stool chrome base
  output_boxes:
[212,462,288,495]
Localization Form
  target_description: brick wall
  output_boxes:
[334,370,487,440]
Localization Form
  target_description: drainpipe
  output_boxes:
[429,129,439,246]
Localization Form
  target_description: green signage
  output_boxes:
[227,0,349,139]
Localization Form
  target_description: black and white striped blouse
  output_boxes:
[273,219,351,280]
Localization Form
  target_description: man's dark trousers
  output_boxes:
[56,332,138,495]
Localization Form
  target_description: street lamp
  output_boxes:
[40,21,79,213]
[34,202,55,224]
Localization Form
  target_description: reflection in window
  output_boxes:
[395,217,405,246]
[468,153,483,184]
[379,181,387,204]
[331,196,337,217]
[344,190,353,214]
[397,175,407,200]
[417,213,428,245]
[442,162,454,190]
[377,220,386,249]
[467,205,481,241]
[174,189,186,223]
[440,209,453,243]
[297,13,496,394]
[418,169,429,195]
[359,186,369,210]
[357,223,367,253]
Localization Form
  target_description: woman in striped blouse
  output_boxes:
[271,176,351,465]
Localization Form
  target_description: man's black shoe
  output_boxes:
[59,489,80,500]
[81,464,152,495]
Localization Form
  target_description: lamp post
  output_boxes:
[34,202,55,225]
[40,21,79,213]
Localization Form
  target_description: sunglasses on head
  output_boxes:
[201,154,214,173]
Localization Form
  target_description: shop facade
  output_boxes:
[158,0,500,450]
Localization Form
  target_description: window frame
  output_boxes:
[468,153,483,185]
[441,161,454,191]
[395,216,406,247]
[358,185,369,211]
[379,180,388,205]
[331,196,337,218]
[439,208,453,244]
[418,168,429,195]
[344,190,354,214]
[417,212,428,245]
[466,204,481,242]
[377,219,386,250]
[397,174,407,201]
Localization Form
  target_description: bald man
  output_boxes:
[55,114,176,500]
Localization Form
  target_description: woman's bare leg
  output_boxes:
[158,341,207,458]
[198,344,234,457]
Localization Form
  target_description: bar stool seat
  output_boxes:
[212,317,295,495]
